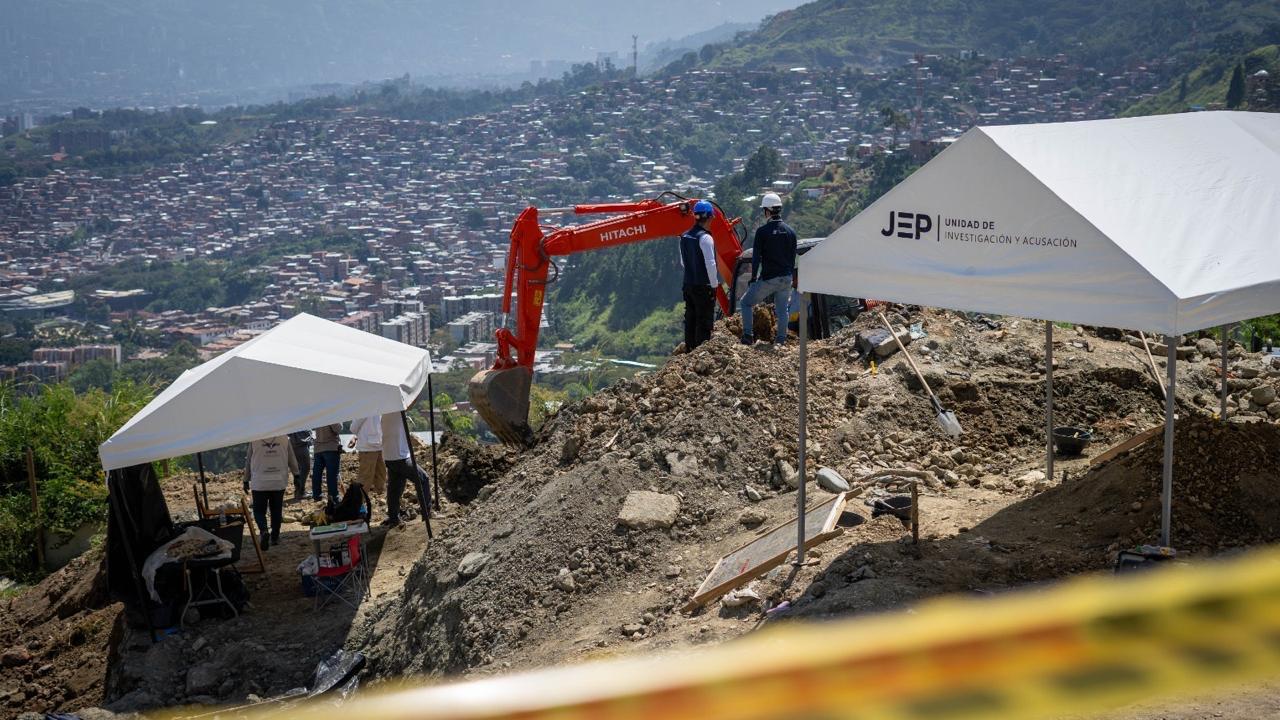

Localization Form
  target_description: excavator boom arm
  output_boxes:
[471,196,743,444]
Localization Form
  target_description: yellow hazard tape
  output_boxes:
[232,548,1280,720]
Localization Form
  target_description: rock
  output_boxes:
[0,647,30,668]
[777,459,800,489]
[191,636,208,653]
[738,509,767,527]
[617,491,680,530]
[1268,401,1280,418]
[1196,338,1219,357]
[664,565,681,578]
[1015,469,1046,487]
[457,552,491,578]
[185,661,222,695]
[1176,346,1197,360]
[849,565,876,581]
[816,467,851,493]
[552,568,577,592]
[663,451,699,477]
[559,436,581,465]
[857,327,912,359]
[1240,366,1261,379]
[744,485,764,502]
[1251,386,1276,406]
[722,585,762,607]
[621,623,644,637]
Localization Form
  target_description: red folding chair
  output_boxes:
[313,536,367,611]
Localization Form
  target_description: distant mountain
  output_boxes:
[694,0,1280,70]
[0,0,798,110]
[637,22,756,73]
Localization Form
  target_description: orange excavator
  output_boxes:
[468,193,744,445]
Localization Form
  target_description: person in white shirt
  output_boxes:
[380,412,415,527]
[348,415,386,495]
[244,435,298,550]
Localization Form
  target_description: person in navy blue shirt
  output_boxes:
[740,193,798,345]
[679,200,722,351]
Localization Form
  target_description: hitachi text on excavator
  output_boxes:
[468,193,744,445]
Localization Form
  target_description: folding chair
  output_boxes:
[194,484,266,574]
[314,536,367,611]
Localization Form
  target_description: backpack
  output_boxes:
[327,482,371,524]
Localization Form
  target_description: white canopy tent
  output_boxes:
[791,112,1280,552]
[100,313,433,470]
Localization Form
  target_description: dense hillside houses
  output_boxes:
[0,51,1166,370]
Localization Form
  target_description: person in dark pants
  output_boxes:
[679,199,722,352]
[310,423,342,501]
[288,430,312,500]
[740,192,798,345]
[380,412,415,528]
[243,435,298,551]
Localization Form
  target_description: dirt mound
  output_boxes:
[1009,414,1280,554]
[435,435,518,504]
[0,549,122,717]
[353,309,1197,678]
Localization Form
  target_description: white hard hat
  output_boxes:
[761,192,783,209]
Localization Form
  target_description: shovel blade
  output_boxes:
[936,410,963,437]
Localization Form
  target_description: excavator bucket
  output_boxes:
[469,366,533,446]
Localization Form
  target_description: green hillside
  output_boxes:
[699,0,1280,70]
[1125,44,1280,115]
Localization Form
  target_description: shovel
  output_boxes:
[875,309,963,437]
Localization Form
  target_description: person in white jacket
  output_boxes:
[244,435,298,550]
[347,415,386,495]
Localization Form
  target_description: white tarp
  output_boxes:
[799,112,1280,334]
[99,313,431,470]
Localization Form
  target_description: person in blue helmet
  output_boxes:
[679,200,722,351]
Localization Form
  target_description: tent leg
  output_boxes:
[401,411,432,540]
[794,292,809,568]
[106,471,158,644]
[1161,337,1177,547]
[197,452,208,509]
[1045,322,1054,484]
[427,374,441,511]
[1220,325,1229,420]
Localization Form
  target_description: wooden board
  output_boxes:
[1089,425,1163,467]
[683,493,850,612]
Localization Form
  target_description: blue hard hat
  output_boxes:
[693,200,714,216]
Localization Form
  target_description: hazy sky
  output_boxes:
[1,0,803,108]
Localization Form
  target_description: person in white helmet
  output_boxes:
[739,192,797,345]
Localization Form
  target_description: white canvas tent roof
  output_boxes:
[799,112,1280,334]
[99,313,432,470]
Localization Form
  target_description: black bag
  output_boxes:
[327,482,371,523]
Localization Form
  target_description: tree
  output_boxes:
[69,358,117,392]
[464,208,487,230]
[1177,74,1189,102]
[881,105,910,149]
[743,145,783,188]
[1227,64,1246,109]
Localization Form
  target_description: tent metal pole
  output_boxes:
[427,374,441,511]
[1160,337,1177,547]
[794,292,809,568]
[197,452,208,508]
[1220,325,1229,420]
[401,410,432,539]
[1045,322,1054,484]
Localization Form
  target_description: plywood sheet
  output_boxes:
[684,493,849,611]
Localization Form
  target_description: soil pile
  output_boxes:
[0,550,122,717]
[356,308,1280,680]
